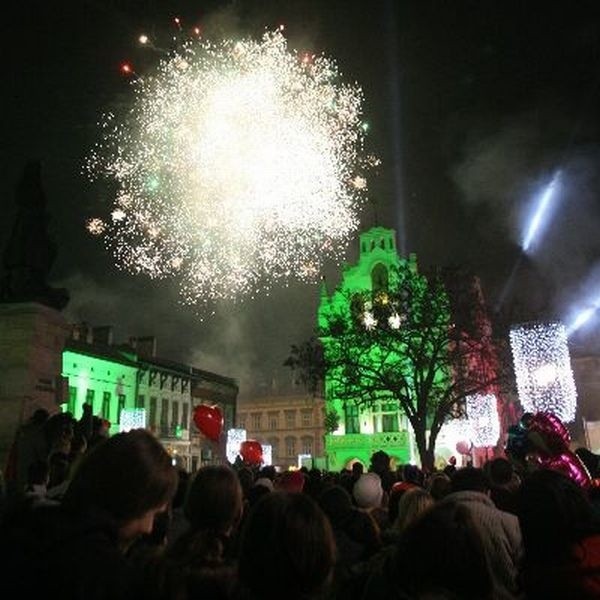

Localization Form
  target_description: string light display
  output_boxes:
[510,321,577,423]
[262,444,273,466]
[466,393,500,447]
[86,27,373,306]
[226,428,247,463]
[119,408,146,432]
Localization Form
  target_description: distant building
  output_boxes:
[61,324,238,470]
[236,393,326,469]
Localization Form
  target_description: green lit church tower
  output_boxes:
[318,226,417,470]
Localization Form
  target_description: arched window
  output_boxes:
[268,437,279,459]
[301,436,314,455]
[285,436,297,457]
[371,263,388,292]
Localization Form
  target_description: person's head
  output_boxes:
[403,464,424,486]
[394,500,493,599]
[450,467,489,494]
[318,485,354,525]
[370,450,391,473]
[353,472,384,509]
[393,487,434,533]
[63,429,177,546]
[238,492,335,600]
[486,458,517,487]
[28,408,49,426]
[426,472,452,501]
[351,461,364,478]
[184,465,243,535]
[518,468,598,563]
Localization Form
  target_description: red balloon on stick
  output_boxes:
[193,405,223,442]
[240,440,263,465]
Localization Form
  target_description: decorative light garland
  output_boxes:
[510,321,577,422]
[466,393,500,447]
[226,428,247,463]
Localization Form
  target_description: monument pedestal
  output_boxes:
[0,302,70,468]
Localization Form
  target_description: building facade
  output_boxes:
[61,326,238,471]
[236,394,326,469]
[317,227,414,470]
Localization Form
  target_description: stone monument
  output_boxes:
[0,162,70,467]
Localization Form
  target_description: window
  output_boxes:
[102,391,111,421]
[373,401,399,433]
[285,410,296,429]
[117,394,126,425]
[181,402,189,429]
[301,436,313,455]
[268,437,279,459]
[238,414,246,429]
[137,394,145,409]
[268,412,279,430]
[371,263,389,292]
[251,413,262,431]
[285,436,296,457]
[172,401,179,434]
[160,399,169,433]
[85,389,95,412]
[149,397,158,429]
[68,386,77,414]
[301,410,312,427]
[345,404,360,434]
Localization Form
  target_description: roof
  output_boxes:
[64,339,138,368]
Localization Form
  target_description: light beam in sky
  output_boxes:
[86,28,373,307]
[522,170,562,253]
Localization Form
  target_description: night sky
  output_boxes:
[2,1,600,395]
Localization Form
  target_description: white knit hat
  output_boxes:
[353,472,383,508]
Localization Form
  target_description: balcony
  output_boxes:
[326,431,409,450]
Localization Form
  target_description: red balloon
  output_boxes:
[240,440,263,465]
[193,405,223,442]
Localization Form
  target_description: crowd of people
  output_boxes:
[1,407,600,599]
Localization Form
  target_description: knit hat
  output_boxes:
[353,472,383,508]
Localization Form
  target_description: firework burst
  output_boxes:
[87,28,372,305]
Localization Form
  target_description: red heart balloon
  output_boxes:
[240,440,263,465]
[193,405,223,442]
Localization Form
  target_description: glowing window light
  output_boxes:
[510,321,577,423]
[119,408,146,432]
[226,428,247,463]
[262,444,273,466]
[466,393,500,447]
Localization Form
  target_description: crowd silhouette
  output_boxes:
[2,407,600,599]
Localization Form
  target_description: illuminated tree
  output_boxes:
[289,260,505,471]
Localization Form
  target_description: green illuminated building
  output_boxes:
[318,227,420,470]
[62,341,138,435]
[61,326,238,470]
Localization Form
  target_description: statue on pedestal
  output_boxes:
[0,161,69,310]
